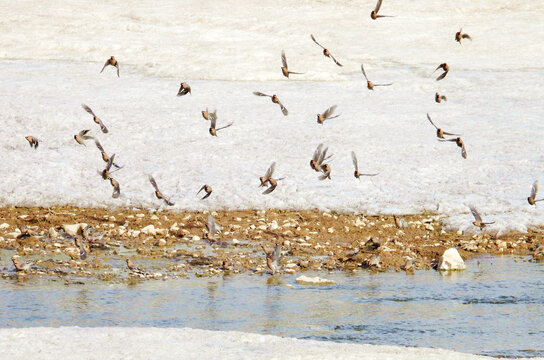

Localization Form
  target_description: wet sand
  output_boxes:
[0,206,542,282]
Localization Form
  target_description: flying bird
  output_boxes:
[82,104,109,133]
[310,34,343,66]
[262,243,282,274]
[259,162,284,194]
[427,113,460,139]
[528,181,543,205]
[110,177,120,198]
[434,63,449,81]
[470,206,495,229]
[310,144,333,172]
[253,91,288,116]
[177,82,191,96]
[209,116,234,136]
[351,151,379,179]
[281,50,304,78]
[100,56,119,77]
[317,105,340,124]
[319,163,332,180]
[455,28,472,44]
[204,215,222,242]
[435,92,447,103]
[74,129,93,145]
[197,184,213,200]
[25,136,39,149]
[99,153,123,180]
[202,108,217,121]
[94,140,122,169]
[361,64,392,90]
[149,175,175,206]
[438,136,467,159]
[370,0,393,19]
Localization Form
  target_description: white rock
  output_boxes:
[62,223,87,236]
[438,248,466,271]
[296,275,335,285]
[231,239,240,245]
[141,225,156,236]
[268,220,279,230]
[151,215,159,220]
[157,238,167,247]
[327,227,334,233]
[0,223,10,230]
[136,213,145,218]
[425,224,435,231]
[48,227,58,238]
[191,235,201,241]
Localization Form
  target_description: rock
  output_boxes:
[62,223,87,236]
[327,227,334,233]
[232,239,240,245]
[48,227,58,239]
[268,220,279,230]
[150,215,159,220]
[424,224,435,231]
[141,225,156,236]
[0,223,10,230]
[191,235,200,242]
[157,238,167,247]
[438,248,466,271]
[296,275,335,285]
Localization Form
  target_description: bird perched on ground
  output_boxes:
[262,243,282,274]
[338,247,360,262]
[149,175,174,206]
[177,82,191,96]
[100,56,119,77]
[197,184,213,200]
[455,28,472,44]
[362,254,381,268]
[204,215,222,242]
[434,63,449,81]
[427,113,460,139]
[253,92,288,116]
[435,92,447,103]
[361,64,392,90]
[259,162,285,194]
[281,50,304,78]
[351,151,379,179]
[370,0,393,19]
[470,206,495,229]
[126,258,147,276]
[25,136,39,149]
[110,177,120,198]
[317,105,340,124]
[527,181,543,205]
[438,136,467,159]
[82,104,109,133]
[311,34,342,66]
[74,129,93,146]
[12,255,32,272]
[209,115,234,136]
[310,144,333,172]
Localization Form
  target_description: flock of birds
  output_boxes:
[14,0,544,275]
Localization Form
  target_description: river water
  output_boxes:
[0,255,542,358]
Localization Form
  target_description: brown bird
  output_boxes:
[12,255,32,272]
[455,28,472,44]
[209,116,234,136]
[82,104,109,133]
[339,247,360,262]
[351,151,379,179]
[319,163,332,180]
[361,64,392,90]
[370,0,393,19]
[253,91,288,116]
[110,177,120,198]
[435,92,447,103]
[93,139,117,164]
[262,243,282,274]
[197,184,213,200]
[400,258,415,273]
[149,175,174,206]
[527,180,543,205]
[311,34,342,66]
[259,162,284,194]
[438,136,467,159]
[281,50,304,78]
[434,63,449,81]
[204,215,222,242]
[100,56,119,77]
[74,236,88,260]
[470,206,495,229]
[362,254,381,268]
[126,258,147,276]
[99,153,122,180]
[74,129,93,145]
[177,82,191,96]
[310,143,333,172]
[317,105,340,124]
[202,108,217,121]
[25,136,39,149]
[427,113,460,139]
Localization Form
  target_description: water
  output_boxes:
[0,256,543,358]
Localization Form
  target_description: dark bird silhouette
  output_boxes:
[100,56,119,77]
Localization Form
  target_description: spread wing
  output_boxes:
[253,91,271,97]
[322,105,337,119]
[94,139,105,153]
[149,175,159,192]
[310,34,325,49]
[470,206,482,222]
[277,101,288,116]
[329,54,343,67]
[426,113,438,129]
[361,64,369,81]
[461,143,467,159]
[351,151,358,172]
[82,104,95,116]
[216,122,234,131]
[210,116,217,130]
[265,162,276,179]
[531,181,539,199]
[281,50,288,68]
[115,63,120,77]
[436,71,448,81]
[374,0,383,13]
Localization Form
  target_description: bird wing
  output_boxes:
[310,34,325,49]
[210,116,217,130]
[79,129,91,137]
[115,63,120,77]
[329,54,343,67]
[253,91,270,97]
[149,175,159,191]
[374,0,383,13]
[361,64,369,81]
[317,147,329,165]
[277,101,288,116]
[312,144,323,162]
[281,50,288,68]
[82,104,95,116]
[351,151,359,172]
[470,206,482,222]
[100,61,108,73]
[265,162,276,179]
[112,183,120,198]
[94,139,105,152]
[462,34,472,40]
[436,71,448,81]
[531,181,539,199]
[197,185,206,195]
[105,154,115,172]
[97,119,109,133]
[262,185,277,195]
[461,143,467,159]
[426,113,438,129]
[216,122,234,131]
[442,131,460,136]
[272,243,282,261]
[322,105,337,119]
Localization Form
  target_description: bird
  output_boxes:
[393,215,409,229]
[351,151,379,179]
[527,181,543,205]
[149,175,175,206]
[202,108,217,121]
[204,215,222,242]
[370,0,393,19]
[197,184,213,200]
[100,56,119,77]
[362,254,381,268]
[438,136,467,159]
[74,236,88,260]
[99,153,122,180]
[25,136,39,149]
[11,255,32,272]
[310,144,333,172]
[262,243,282,274]
[470,206,495,229]
[281,50,304,78]
[426,113,460,139]
[455,28,472,44]
[177,82,192,96]
[339,247,360,262]
[110,177,120,198]
[93,139,123,168]
[126,258,147,276]
[259,162,284,194]
[317,105,340,124]
[400,258,415,272]
[82,104,109,133]
[434,63,449,81]
[209,116,234,136]
[435,92,447,103]
[319,163,332,180]
[74,129,93,146]
[253,92,288,116]
[361,64,392,90]
[311,34,342,66]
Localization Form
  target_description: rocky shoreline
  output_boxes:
[0,207,542,283]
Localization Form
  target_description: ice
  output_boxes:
[0,0,543,234]
[0,327,535,360]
